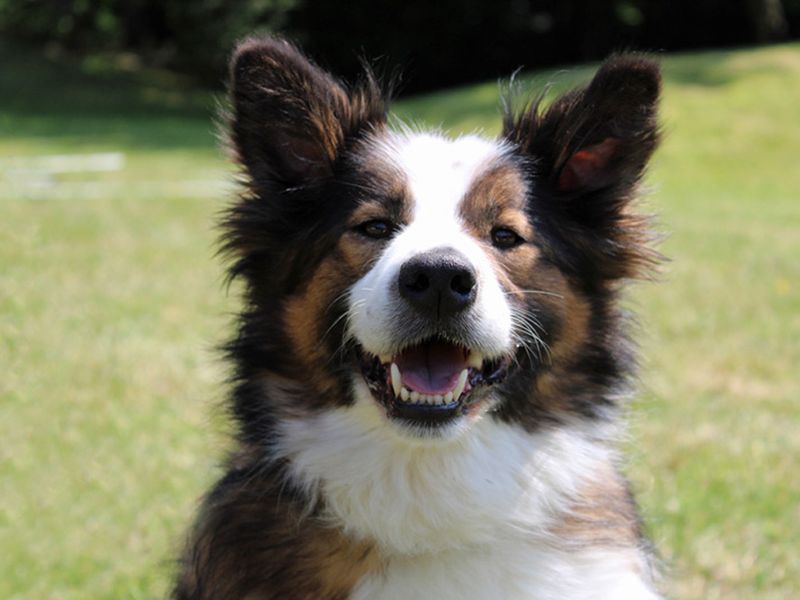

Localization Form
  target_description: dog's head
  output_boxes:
[223,38,660,442]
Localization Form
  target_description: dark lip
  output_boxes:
[355,340,513,427]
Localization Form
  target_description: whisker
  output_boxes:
[510,307,552,365]
[325,299,367,367]
[320,310,353,345]
[505,289,565,300]
[325,289,355,315]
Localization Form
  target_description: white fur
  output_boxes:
[279,381,609,554]
[353,545,659,600]
[348,132,513,359]
[276,382,658,598]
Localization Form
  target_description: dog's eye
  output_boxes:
[491,227,523,249]
[357,219,394,239]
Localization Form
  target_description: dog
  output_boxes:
[173,36,663,599]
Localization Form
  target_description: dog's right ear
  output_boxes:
[229,37,387,188]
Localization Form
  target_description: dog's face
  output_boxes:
[346,134,540,437]
[224,39,660,443]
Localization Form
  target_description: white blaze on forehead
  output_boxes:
[396,133,498,206]
[378,131,505,242]
[348,130,514,358]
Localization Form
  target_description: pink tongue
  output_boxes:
[395,341,467,395]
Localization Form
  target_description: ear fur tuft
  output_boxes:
[503,53,661,195]
[229,36,389,188]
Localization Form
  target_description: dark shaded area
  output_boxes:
[0,40,218,152]
[292,0,798,93]
[1,0,799,94]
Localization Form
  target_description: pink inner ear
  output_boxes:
[557,137,621,192]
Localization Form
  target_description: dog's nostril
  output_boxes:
[406,272,429,293]
[451,271,476,296]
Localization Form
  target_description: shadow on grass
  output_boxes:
[396,43,800,134]
[393,64,596,134]
[4,41,798,152]
[0,41,223,153]
[658,44,800,88]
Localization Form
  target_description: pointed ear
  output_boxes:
[229,37,387,187]
[503,55,661,281]
[504,54,661,197]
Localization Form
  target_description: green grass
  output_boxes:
[2,41,799,598]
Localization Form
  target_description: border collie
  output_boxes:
[173,36,663,599]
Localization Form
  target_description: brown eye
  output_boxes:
[491,227,523,249]
[358,219,394,239]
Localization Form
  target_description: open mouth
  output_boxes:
[357,337,512,426]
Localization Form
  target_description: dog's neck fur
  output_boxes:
[273,383,659,599]
[278,382,612,554]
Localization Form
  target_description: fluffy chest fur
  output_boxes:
[279,383,611,554]
[277,385,658,599]
[353,547,658,600]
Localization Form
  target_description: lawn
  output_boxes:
[2,41,798,599]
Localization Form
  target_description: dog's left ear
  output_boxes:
[503,54,661,279]
[504,54,660,196]
[229,37,387,189]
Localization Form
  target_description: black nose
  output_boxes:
[398,249,477,318]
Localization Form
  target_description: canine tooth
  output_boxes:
[390,363,402,397]
[453,369,468,399]
[409,390,419,403]
[444,391,453,403]
[380,354,392,364]
[467,352,483,369]
[400,387,410,401]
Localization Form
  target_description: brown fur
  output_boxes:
[550,467,649,555]
[174,452,381,599]
[460,162,532,236]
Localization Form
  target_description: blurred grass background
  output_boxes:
[1,41,799,598]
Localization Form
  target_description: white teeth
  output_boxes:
[380,354,392,364]
[453,369,468,400]
[390,363,402,397]
[393,373,468,405]
[390,389,463,405]
[394,389,454,405]
[467,352,483,369]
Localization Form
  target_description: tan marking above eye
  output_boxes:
[492,209,534,242]
[347,197,409,229]
[460,162,532,240]
[348,202,389,228]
